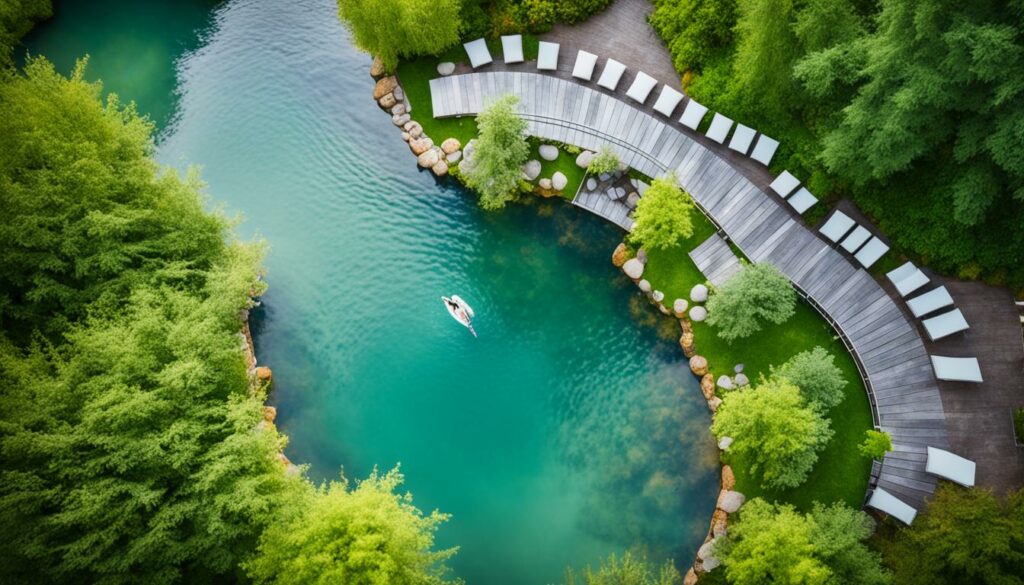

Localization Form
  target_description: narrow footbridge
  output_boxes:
[431,71,948,508]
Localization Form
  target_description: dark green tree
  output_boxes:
[649,0,737,72]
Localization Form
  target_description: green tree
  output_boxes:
[649,0,737,72]
[884,485,1024,585]
[245,467,458,585]
[712,379,832,489]
[565,551,682,585]
[772,346,847,412]
[728,0,800,121]
[464,94,529,210]
[0,0,51,65]
[705,262,796,342]
[717,499,889,585]
[337,0,461,71]
[629,174,695,250]
[587,145,620,175]
[858,430,892,459]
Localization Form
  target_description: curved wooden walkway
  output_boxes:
[430,71,949,508]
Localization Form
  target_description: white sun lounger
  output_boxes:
[626,72,657,103]
[597,58,626,90]
[537,41,559,70]
[572,50,598,80]
[887,262,929,297]
[922,308,969,341]
[931,356,983,383]
[867,488,917,525]
[769,170,800,197]
[819,211,855,243]
[464,38,493,68]
[840,225,871,254]
[855,236,889,268]
[679,99,708,130]
[907,286,954,318]
[729,124,756,154]
[926,447,976,486]
[500,35,523,63]
[652,86,684,117]
[750,134,779,166]
[706,113,734,143]
[788,187,818,214]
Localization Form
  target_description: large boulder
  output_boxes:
[370,56,386,79]
[404,120,423,138]
[576,150,594,168]
[712,508,729,538]
[400,131,411,142]
[378,93,396,109]
[437,61,455,75]
[441,138,461,154]
[717,375,735,390]
[702,556,721,572]
[721,465,736,491]
[522,160,542,181]
[717,490,746,514]
[652,290,665,303]
[256,366,273,381]
[391,103,407,116]
[417,149,440,168]
[689,355,708,376]
[638,279,652,293]
[539,144,559,161]
[636,248,648,264]
[539,178,553,190]
[681,331,696,358]
[673,298,689,317]
[393,85,405,101]
[691,284,709,302]
[392,113,411,127]
[463,139,476,161]
[262,406,277,422]
[623,258,644,279]
[458,158,475,175]
[708,396,723,412]
[373,76,398,100]
[684,568,698,585]
[586,177,598,191]
[409,137,434,155]
[735,373,750,386]
[431,159,448,176]
[718,436,733,451]
[700,374,715,400]
[697,539,717,562]
[690,305,708,322]
[551,171,568,190]
[446,150,462,164]
[611,242,630,267]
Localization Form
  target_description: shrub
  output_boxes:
[628,174,695,250]
[338,0,461,71]
[1014,408,1024,444]
[705,262,797,342]
[555,0,614,24]
[858,429,892,460]
[712,378,833,489]
[771,346,846,412]
[565,551,681,585]
[587,145,620,175]
[464,94,529,210]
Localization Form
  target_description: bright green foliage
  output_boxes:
[245,468,458,585]
[464,94,529,210]
[629,174,695,250]
[705,262,796,342]
[772,346,847,412]
[792,0,865,54]
[728,0,800,121]
[716,498,889,585]
[587,145,620,175]
[0,0,50,65]
[712,379,833,489]
[337,0,461,71]
[858,430,892,460]
[649,0,737,72]
[0,58,228,338]
[884,485,1024,585]
[565,552,682,585]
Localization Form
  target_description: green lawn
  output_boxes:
[641,206,873,511]
[528,138,586,200]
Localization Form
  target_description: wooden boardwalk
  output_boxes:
[431,70,949,509]
[572,179,634,231]
[689,234,743,287]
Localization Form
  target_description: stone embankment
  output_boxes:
[613,243,748,584]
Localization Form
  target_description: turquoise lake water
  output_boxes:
[23,1,719,582]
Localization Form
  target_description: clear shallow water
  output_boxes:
[25,1,719,582]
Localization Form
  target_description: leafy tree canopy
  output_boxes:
[858,429,893,460]
[772,346,847,412]
[0,0,51,66]
[337,0,461,71]
[705,262,796,342]
[464,94,529,210]
[629,174,695,250]
[565,551,682,585]
[649,0,737,72]
[712,378,832,489]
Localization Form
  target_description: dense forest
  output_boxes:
[652,0,1024,291]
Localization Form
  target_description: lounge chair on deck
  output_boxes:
[652,86,684,117]
[866,488,917,525]
[925,447,976,486]
[855,236,889,268]
[729,124,756,154]
[705,113,734,144]
[679,99,708,130]
[930,356,983,383]
[787,187,818,214]
[750,134,779,166]
[572,50,598,80]
[537,41,559,70]
[907,286,954,318]
[887,262,929,297]
[840,225,871,254]
[769,170,800,197]
[501,35,523,63]
[922,308,969,341]
[463,38,492,68]
[626,72,657,104]
[819,211,855,243]
[597,59,626,90]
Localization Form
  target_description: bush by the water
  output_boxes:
[629,174,696,251]
[465,94,530,210]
